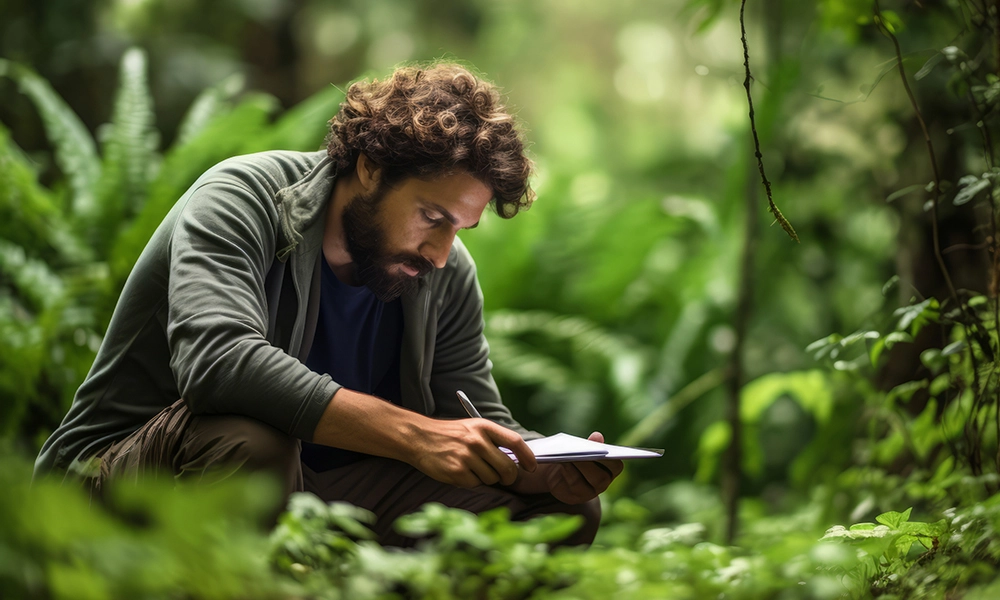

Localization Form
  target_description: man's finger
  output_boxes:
[464,452,502,487]
[574,459,623,493]
[592,461,615,479]
[478,444,520,486]
[483,422,537,472]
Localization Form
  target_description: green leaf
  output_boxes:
[954,174,991,206]
[0,125,91,264]
[807,334,842,360]
[870,331,913,367]
[968,295,988,307]
[920,348,945,372]
[695,420,730,483]
[879,10,904,33]
[929,373,951,396]
[260,84,346,151]
[740,370,833,424]
[888,380,927,403]
[0,59,100,217]
[882,275,900,296]
[175,73,246,146]
[941,340,966,356]
[92,47,159,249]
[875,507,912,530]
[0,239,66,313]
[894,298,939,335]
[884,183,925,203]
[869,338,885,367]
[885,331,914,346]
[914,53,944,80]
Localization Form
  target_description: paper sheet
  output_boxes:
[501,433,664,463]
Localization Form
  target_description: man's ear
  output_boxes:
[356,153,381,192]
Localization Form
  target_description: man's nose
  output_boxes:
[421,229,456,270]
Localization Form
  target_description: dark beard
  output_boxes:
[341,184,433,302]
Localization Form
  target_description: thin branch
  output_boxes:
[741,0,799,243]
[995,0,1000,77]
[873,3,979,333]
[965,89,995,170]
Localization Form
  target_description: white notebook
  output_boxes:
[502,433,664,463]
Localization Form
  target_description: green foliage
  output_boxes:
[821,500,1000,598]
[0,49,344,446]
[0,57,101,219]
[0,456,286,599]
[5,0,1000,597]
[0,451,856,600]
[4,445,1000,599]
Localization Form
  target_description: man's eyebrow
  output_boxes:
[421,199,479,229]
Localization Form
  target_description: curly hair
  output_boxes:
[325,63,534,217]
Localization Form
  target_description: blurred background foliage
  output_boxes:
[3,0,1000,596]
[0,0,917,486]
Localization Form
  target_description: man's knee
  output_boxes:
[559,497,602,547]
[180,414,300,479]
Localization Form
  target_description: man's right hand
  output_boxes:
[311,388,536,488]
[409,417,536,487]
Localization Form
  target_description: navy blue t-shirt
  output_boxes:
[300,257,403,472]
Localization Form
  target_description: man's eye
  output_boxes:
[421,210,443,225]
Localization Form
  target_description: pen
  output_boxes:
[458,390,518,462]
[456,390,483,418]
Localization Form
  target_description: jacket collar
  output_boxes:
[274,152,337,261]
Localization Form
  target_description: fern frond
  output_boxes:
[487,335,576,390]
[487,335,599,432]
[487,310,648,384]
[0,59,100,218]
[108,93,278,285]
[486,309,653,424]
[260,85,346,151]
[175,73,246,146]
[0,125,92,265]
[0,239,66,314]
[92,48,159,252]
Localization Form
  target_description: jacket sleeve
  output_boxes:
[165,176,339,441]
[428,247,541,440]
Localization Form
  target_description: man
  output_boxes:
[35,63,623,546]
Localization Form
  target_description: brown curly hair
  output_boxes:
[325,63,534,217]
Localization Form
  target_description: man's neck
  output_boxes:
[323,173,361,285]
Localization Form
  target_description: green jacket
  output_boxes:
[35,150,530,475]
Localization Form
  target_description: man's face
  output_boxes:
[342,170,492,302]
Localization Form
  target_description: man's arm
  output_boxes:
[426,243,623,500]
[312,387,537,487]
[166,174,339,439]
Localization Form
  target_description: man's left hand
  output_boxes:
[508,432,624,504]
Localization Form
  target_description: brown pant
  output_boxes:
[94,399,601,547]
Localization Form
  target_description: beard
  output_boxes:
[341,184,434,302]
